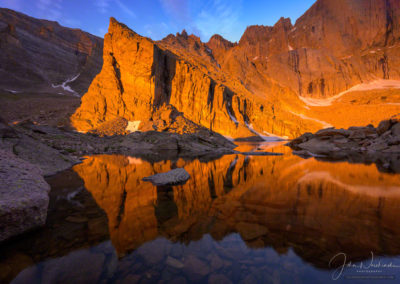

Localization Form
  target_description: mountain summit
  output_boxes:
[71,0,400,139]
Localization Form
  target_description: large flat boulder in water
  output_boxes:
[142,168,190,186]
[0,149,50,242]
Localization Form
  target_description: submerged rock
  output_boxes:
[142,168,190,186]
[0,149,50,242]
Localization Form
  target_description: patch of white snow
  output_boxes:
[299,80,400,107]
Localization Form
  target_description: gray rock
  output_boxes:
[315,128,349,137]
[142,168,190,186]
[392,123,400,137]
[298,138,340,154]
[0,149,50,242]
[377,120,392,135]
[0,116,18,138]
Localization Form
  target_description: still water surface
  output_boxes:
[1,142,400,283]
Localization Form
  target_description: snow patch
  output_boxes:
[288,45,294,51]
[52,73,80,97]
[245,122,287,141]
[299,80,400,107]
[253,56,259,60]
[223,136,234,142]
[5,89,18,93]
[290,111,333,128]
[126,121,141,133]
[128,157,143,165]
[227,108,238,124]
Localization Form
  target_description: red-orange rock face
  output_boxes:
[71,0,400,138]
[71,18,320,138]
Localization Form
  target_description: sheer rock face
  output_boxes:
[0,8,103,95]
[72,0,400,138]
[210,0,400,98]
[72,18,318,138]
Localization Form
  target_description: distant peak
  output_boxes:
[207,34,235,48]
[180,29,188,39]
[108,17,139,38]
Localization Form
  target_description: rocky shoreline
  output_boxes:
[287,116,400,173]
[0,118,238,242]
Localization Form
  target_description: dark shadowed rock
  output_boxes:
[142,168,190,186]
[392,123,400,136]
[377,120,392,135]
[0,149,50,242]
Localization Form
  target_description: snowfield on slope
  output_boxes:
[299,80,400,107]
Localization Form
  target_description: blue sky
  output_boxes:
[1,0,316,42]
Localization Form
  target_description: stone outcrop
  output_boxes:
[0,8,103,95]
[0,149,50,242]
[288,115,400,168]
[142,168,190,186]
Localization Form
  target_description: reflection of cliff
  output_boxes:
[73,148,400,266]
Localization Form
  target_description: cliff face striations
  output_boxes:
[0,8,103,96]
[72,0,400,139]
[71,18,317,138]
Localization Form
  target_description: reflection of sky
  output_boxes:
[2,0,315,41]
[12,234,400,283]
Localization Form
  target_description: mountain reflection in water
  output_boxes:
[4,142,400,283]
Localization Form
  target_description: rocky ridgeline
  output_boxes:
[288,116,400,171]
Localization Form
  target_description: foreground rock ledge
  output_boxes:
[287,117,400,156]
[286,117,400,173]
[0,149,50,242]
[143,168,190,186]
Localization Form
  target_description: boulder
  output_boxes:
[348,129,367,140]
[142,168,190,186]
[315,128,349,137]
[0,149,50,242]
[392,123,400,137]
[377,120,392,135]
[298,138,339,155]
[0,116,18,138]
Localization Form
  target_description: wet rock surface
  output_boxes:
[0,149,50,242]
[288,116,400,173]
[0,121,236,177]
[143,168,190,186]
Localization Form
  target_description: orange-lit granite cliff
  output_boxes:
[71,18,320,139]
[71,0,400,138]
[210,0,400,99]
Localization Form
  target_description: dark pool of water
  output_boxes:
[1,142,400,283]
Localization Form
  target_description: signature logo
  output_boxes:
[329,252,400,280]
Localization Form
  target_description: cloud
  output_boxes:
[158,0,242,41]
[95,0,111,14]
[159,0,190,23]
[36,0,63,21]
[194,0,242,41]
[115,0,136,18]
[1,0,24,10]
